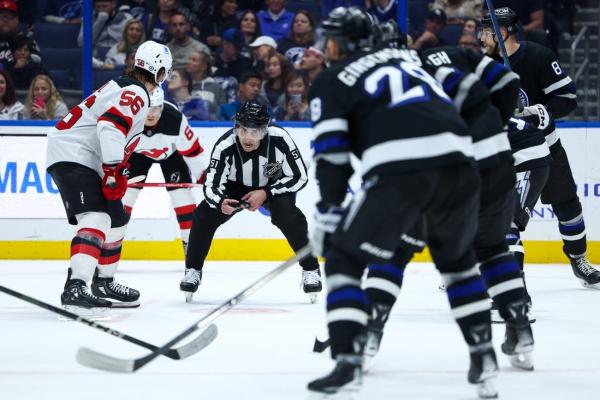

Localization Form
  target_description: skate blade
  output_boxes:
[475,376,498,399]
[109,300,140,308]
[184,292,194,303]
[509,353,534,371]
[308,381,361,400]
[308,293,318,304]
[362,354,375,374]
[59,306,110,321]
[579,279,600,290]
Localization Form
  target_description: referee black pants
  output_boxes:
[185,193,319,271]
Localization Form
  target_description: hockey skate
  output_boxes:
[468,347,499,399]
[180,268,202,303]
[302,269,322,303]
[307,354,363,398]
[61,277,111,320]
[570,256,600,289]
[501,300,535,371]
[91,270,140,308]
[363,303,392,372]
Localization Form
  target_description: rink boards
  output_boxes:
[1,121,600,262]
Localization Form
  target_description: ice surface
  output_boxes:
[1,260,598,399]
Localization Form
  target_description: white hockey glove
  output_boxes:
[513,104,552,130]
[311,204,345,257]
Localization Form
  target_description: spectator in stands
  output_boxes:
[490,0,544,34]
[0,0,41,70]
[257,0,295,41]
[463,17,477,34]
[239,9,262,59]
[368,0,398,23]
[433,0,483,23]
[143,0,176,43]
[0,69,24,120]
[177,0,214,39]
[123,44,139,72]
[167,12,210,70]
[77,0,133,48]
[298,46,326,86]
[186,50,227,114]
[120,0,150,20]
[411,8,448,50]
[199,0,239,52]
[168,68,213,120]
[24,74,68,120]
[42,0,83,24]
[249,35,277,74]
[322,0,365,20]
[457,31,481,52]
[273,69,309,121]
[277,10,316,65]
[261,52,291,109]
[213,28,254,81]
[8,35,48,90]
[219,70,268,121]
[104,19,145,68]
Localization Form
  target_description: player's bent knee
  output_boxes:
[75,212,111,237]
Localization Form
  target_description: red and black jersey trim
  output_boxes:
[98,107,133,136]
[178,139,203,157]
[71,228,105,259]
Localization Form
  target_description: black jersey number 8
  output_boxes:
[364,62,450,107]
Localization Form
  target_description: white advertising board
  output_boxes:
[1,124,600,241]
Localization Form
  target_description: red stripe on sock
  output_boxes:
[99,253,121,265]
[179,220,192,229]
[77,228,106,242]
[71,243,101,259]
[124,205,133,215]
[174,204,196,215]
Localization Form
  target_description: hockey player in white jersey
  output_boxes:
[93,86,206,307]
[46,41,173,317]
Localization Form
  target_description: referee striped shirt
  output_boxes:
[204,125,308,208]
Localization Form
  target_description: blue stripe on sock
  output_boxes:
[483,63,504,86]
[368,263,404,280]
[559,220,585,233]
[327,287,368,306]
[447,278,486,301]
[481,261,520,282]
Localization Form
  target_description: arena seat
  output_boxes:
[34,23,81,49]
[40,48,81,70]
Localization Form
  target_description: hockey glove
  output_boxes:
[101,163,129,200]
[513,104,552,130]
[311,203,345,257]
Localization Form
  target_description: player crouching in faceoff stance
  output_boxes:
[46,41,173,318]
[83,86,207,307]
[181,101,322,303]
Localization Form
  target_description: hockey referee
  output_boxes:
[180,101,322,302]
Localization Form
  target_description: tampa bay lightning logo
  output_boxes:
[518,89,529,107]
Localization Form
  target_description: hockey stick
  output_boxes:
[76,245,313,373]
[484,0,524,110]
[0,285,217,360]
[313,337,330,353]
[128,182,202,188]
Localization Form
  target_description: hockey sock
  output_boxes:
[169,188,196,252]
[442,268,492,346]
[506,223,524,270]
[122,187,141,216]
[365,262,406,307]
[558,213,587,258]
[98,225,126,278]
[70,212,110,283]
[479,252,527,315]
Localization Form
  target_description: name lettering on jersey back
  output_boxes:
[337,48,422,87]
[426,51,452,67]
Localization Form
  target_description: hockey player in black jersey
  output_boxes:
[481,7,600,289]
[351,20,534,373]
[183,101,321,303]
[308,8,498,398]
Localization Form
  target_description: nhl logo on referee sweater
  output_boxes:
[263,161,283,179]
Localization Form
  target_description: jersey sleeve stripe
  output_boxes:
[482,63,505,86]
[313,118,349,136]
[489,71,519,93]
[474,56,494,78]
[97,107,133,136]
[454,73,479,111]
[315,152,351,165]
[542,76,573,94]
[178,139,203,157]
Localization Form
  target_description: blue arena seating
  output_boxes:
[40,48,81,70]
[93,70,124,90]
[34,23,80,49]
[48,69,72,90]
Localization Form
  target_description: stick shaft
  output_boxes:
[128,182,202,188]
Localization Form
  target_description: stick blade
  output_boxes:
[173,323,218,359]
[76,347,135,373]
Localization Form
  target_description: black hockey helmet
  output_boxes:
[322,7,374,53]
[372,20,407,49]
[481,7,520,36]
[235,101,270,129]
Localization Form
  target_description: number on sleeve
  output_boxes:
[551,61,562,75]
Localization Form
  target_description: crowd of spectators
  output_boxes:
[0,0,583,121]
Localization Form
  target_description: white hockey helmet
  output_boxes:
[134,40,173,84]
